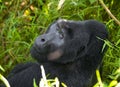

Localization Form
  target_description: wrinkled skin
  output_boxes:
[1,19,108,87]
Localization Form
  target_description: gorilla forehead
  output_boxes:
[47,19,67,32]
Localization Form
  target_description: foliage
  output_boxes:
[0,0,120,86]
[34,65,67,87]
[94,69,120,87]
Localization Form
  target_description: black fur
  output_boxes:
[1,19,108,87]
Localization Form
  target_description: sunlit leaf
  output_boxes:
[57,0,65,10]
[33,79,38,87]
[61,82,67,87]
[96,70,103,87]
[108,80,118,87]
[0,65,5,72]
[0,74,10,87]
[23,10,31,16]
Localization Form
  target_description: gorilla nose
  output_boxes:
[35,34,48,47]
[35,33,55,48]
[40,38,46,43]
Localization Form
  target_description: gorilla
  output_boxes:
[1,19,108,87]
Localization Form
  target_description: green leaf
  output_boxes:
[89,0,96,4]
[33,79,38,87]
[108,80,118,87]
[0,65,5,72]
[0,74,10,87]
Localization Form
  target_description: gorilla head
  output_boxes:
[31,19,108,64]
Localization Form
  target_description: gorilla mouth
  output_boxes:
[33,44,63,59]
[33,43,51,54]
[47,49,63,60]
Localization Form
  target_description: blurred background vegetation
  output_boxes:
[0,0,120,86]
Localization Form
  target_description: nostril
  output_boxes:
[41,38,45,42]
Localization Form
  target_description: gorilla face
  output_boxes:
[34,23,65,54]
[31,19,108,64]
[31,19,68,62]
[31,19,81,63]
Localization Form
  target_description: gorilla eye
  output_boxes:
[56,28,64,39]
[59,33,64,39]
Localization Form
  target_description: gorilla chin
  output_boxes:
[1,19,108,87]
